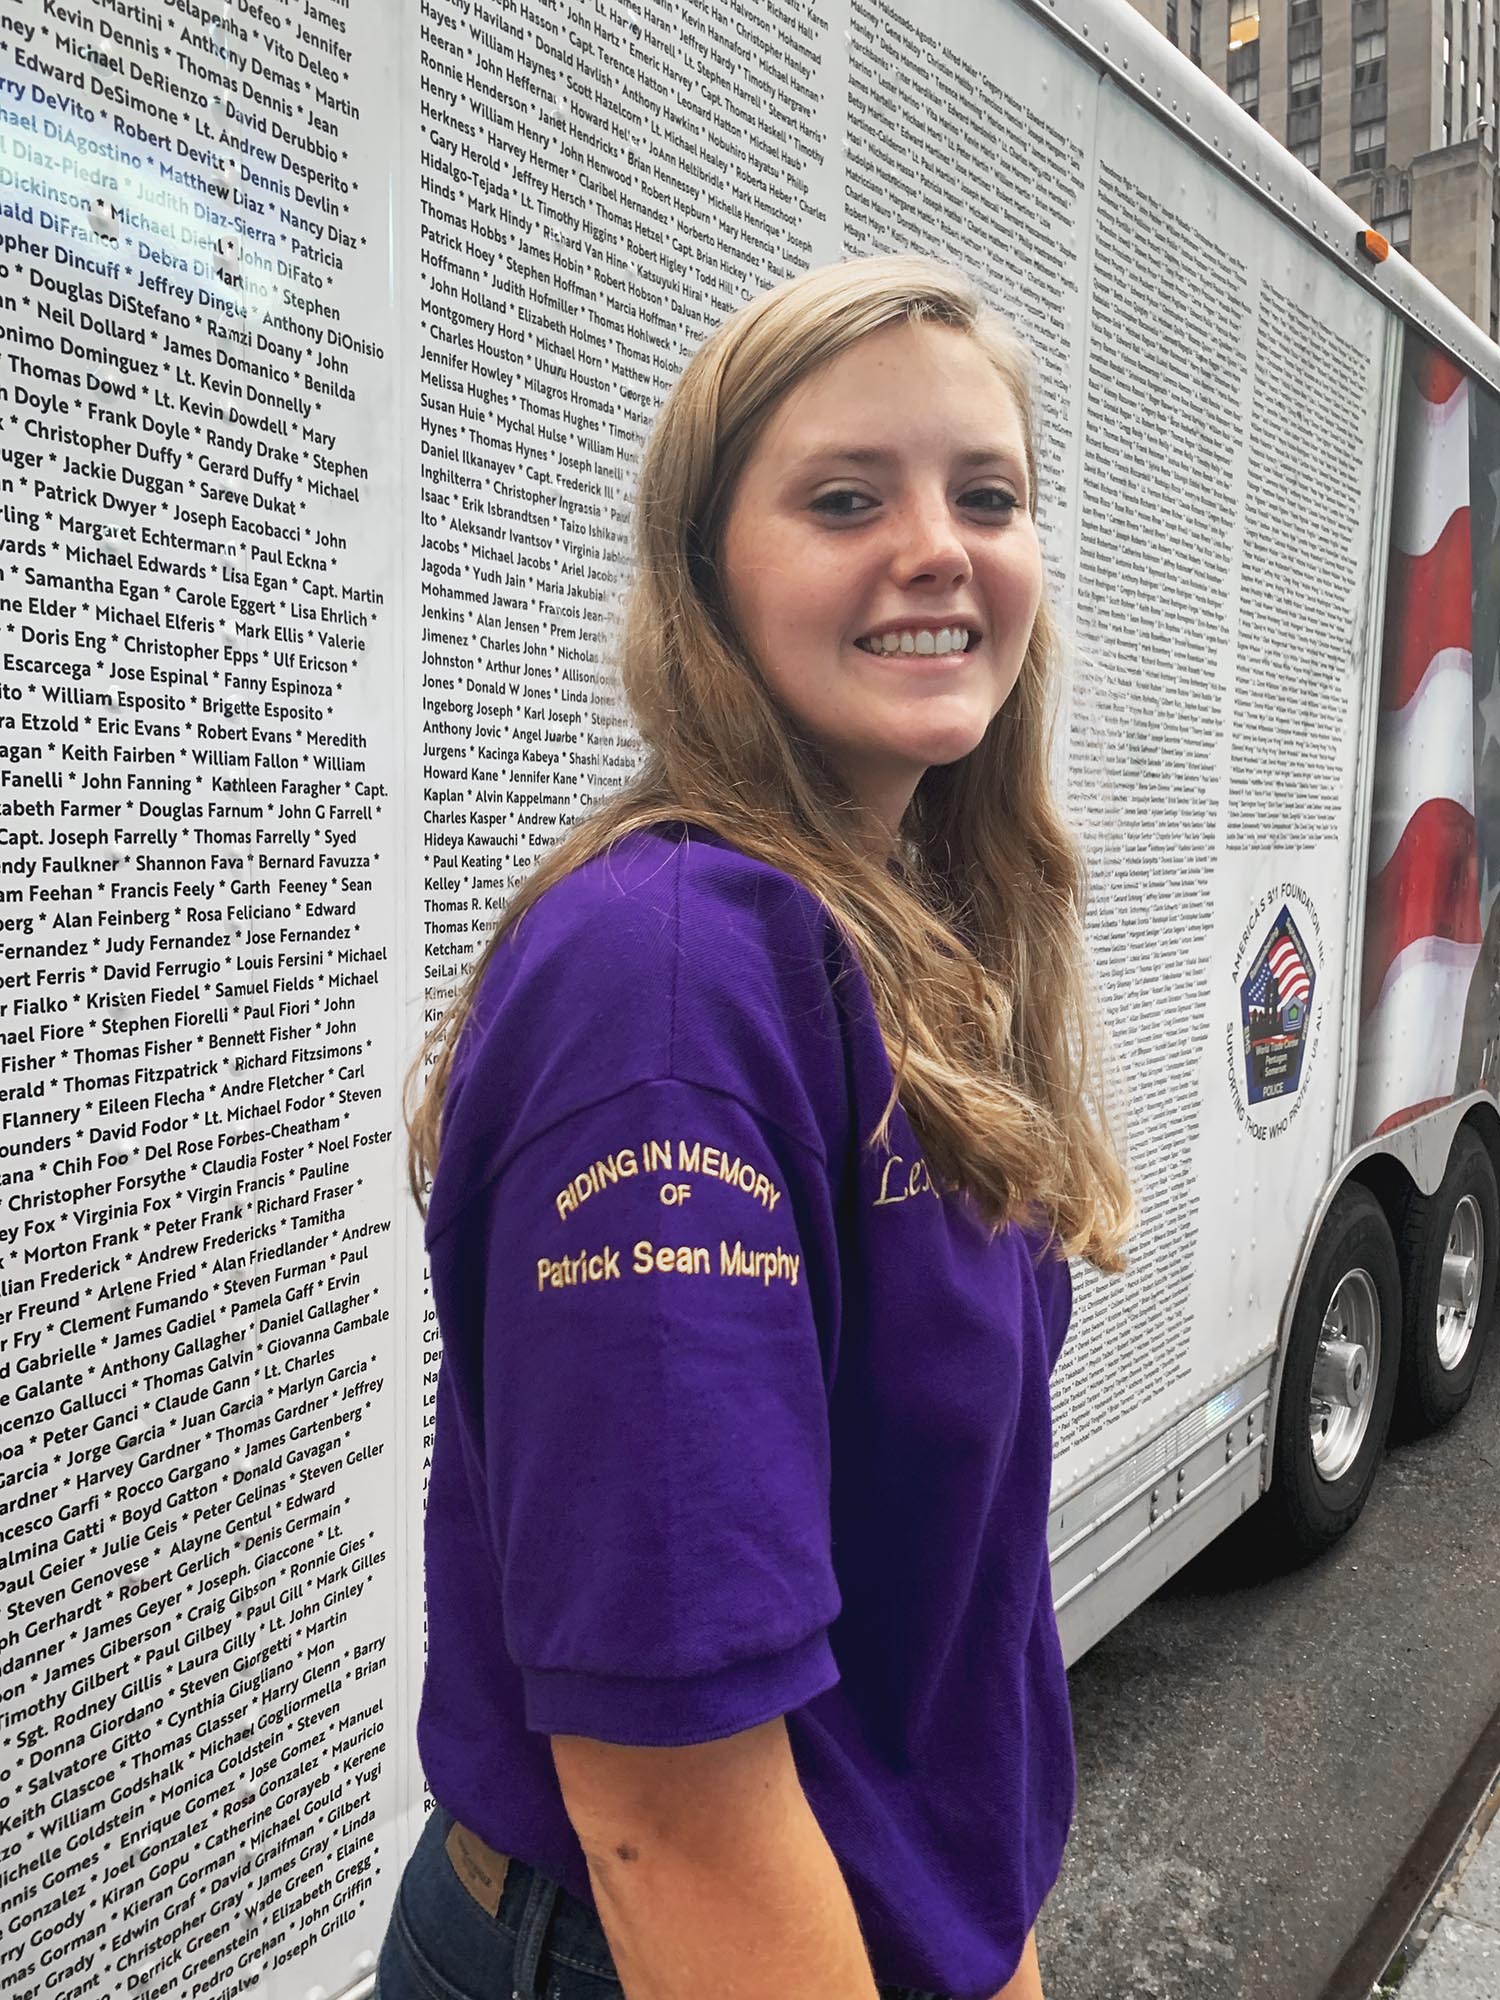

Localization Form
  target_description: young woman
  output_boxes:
[378,253,1133,2000]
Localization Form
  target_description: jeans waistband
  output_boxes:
[446,1816,562,2000]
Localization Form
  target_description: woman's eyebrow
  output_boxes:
[793,445,1027,479]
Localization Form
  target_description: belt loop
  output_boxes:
[509,1862,562,2000]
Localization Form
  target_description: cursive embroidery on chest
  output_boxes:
[872,1149,943,1208]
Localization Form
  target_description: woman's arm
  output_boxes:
[991,1926,1045,2000]
[552,1715,881,2000]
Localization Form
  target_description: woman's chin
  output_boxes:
[903,721,993,768]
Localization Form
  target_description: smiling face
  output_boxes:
[716,318,1045,850]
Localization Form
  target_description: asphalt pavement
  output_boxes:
[1037,1324,1500,2000]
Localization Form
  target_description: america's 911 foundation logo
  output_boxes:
[1240,902,1317,1106]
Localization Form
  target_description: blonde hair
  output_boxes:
[404,254,1134,1273]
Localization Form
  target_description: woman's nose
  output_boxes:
[889,504,973,581]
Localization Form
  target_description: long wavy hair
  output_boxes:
[404,254,1134,1273]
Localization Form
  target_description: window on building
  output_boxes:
[1353,117,1387,169]
[1353,28,1386,60]
[1372,205,1411,250]
[1191,0,1201,62]
[1230,74,1262,109]
[1292,136,1322,171]
[1229,0,1260,47]
[1289,54,1322,111]
[1167,0,1178,44]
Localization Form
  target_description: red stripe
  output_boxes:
[1373,1094,1454,1137]
[1268,941,1305,983]
[1416,344,1466,410]
[1381,507,1472,710]
[1361,796,1480,1018]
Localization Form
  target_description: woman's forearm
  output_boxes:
[578,1780,881,2000]
[557,1717,881,2000]
[991,1925,1045,2000]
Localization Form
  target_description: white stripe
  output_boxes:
[1353,934,1480,1139]
[1368,649,1475,875]
[1390,372,1468,559]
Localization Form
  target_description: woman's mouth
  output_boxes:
[853,627,977,662]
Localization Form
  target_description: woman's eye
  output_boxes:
[810,488,1019,517]
[809,490,875,516]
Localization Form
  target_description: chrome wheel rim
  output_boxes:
[1436,1194,1484,1372]
[1310,1268,1380,1482]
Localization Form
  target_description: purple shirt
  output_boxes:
[418,821,1075,1999]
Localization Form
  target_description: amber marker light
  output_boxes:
[1356,227,1390,263]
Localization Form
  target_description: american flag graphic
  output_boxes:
[1353,339,1491,1140]
[1268,932,1311,1014]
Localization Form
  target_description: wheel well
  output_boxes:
[1458,1098,1500,1196]
[1342,1150,1417,1242]
[1339,1104,1500,1242]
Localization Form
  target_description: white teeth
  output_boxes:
[857,627,970,656]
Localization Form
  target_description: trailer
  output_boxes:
[0,0,1497,1994]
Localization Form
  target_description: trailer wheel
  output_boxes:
[1259,1183,1401,1567]
[1392,1127,1498,1442]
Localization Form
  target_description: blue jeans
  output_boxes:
[376,1805,948,2000]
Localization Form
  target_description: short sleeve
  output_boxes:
[1025,1230,1073,1376]
[463,1074,844,1747]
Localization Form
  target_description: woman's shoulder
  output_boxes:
[427,824,849,1236]
[467,822,832,1021]
[518,819,832,957]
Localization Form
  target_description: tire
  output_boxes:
[1254,1183,1402,1569]
[1391,1126,1499,1443]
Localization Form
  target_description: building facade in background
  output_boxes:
[1131,0,1499,339]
